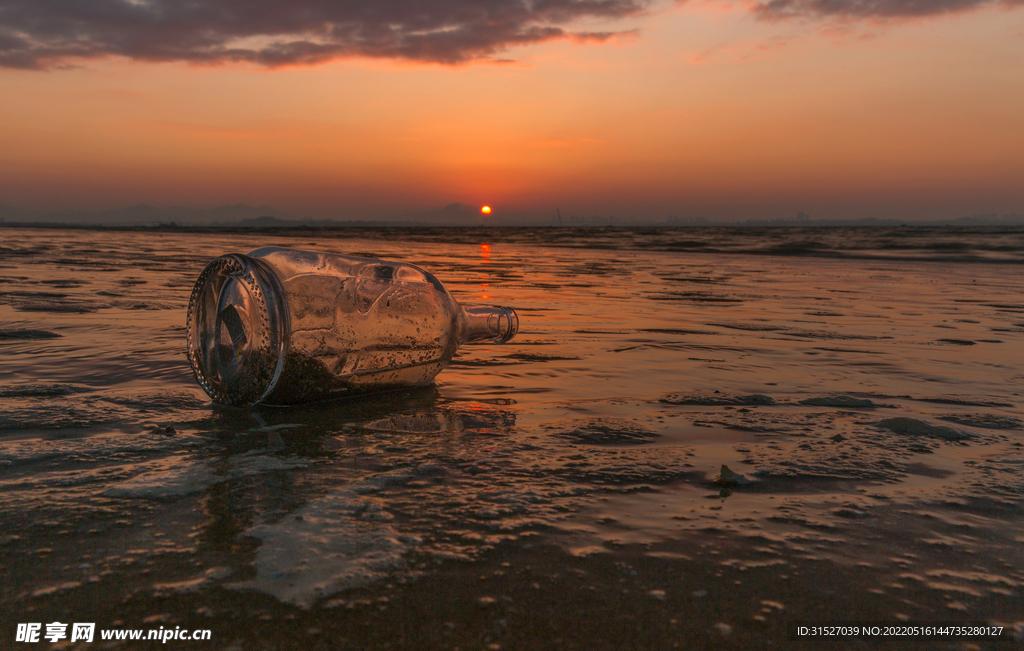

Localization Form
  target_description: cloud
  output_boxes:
[752,0,1024,21]
[0,0,649,70]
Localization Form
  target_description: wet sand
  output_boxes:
[1,226,1022,649]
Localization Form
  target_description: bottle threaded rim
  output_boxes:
[186,254,288,406]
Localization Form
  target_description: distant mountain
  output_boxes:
[951,213,1024,225]
[0,203,296,226]
[4,202,1019,228]
[0,202,497,226]
[224,203,493,227]
[228,215,359,228]
[382,203,487,225]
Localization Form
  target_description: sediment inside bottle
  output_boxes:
[261,349,351,405]
[260,349,448,406]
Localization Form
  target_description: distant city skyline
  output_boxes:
[1,0,1022,222]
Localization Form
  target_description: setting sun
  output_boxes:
[480,206,491,215]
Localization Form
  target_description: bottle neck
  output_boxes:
[460,306,519,344]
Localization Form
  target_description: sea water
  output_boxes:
[1,225,1022,648]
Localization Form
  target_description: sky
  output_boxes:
[1,0,1022,223]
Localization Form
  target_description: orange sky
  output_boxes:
[1,0,1022,222]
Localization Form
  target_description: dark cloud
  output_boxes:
[0,0,648,69]
[754,0,1023,20]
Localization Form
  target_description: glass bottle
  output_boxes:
[186,247,519,406]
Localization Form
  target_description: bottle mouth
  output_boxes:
[492,307,519,344]
[186,254,288,406]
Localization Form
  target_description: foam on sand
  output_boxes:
[233,486,419,608]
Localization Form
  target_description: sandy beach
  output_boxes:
[1,225,1022,649]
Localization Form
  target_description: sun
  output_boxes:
[480,205,491,215]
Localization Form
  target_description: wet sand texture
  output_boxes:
[0,225,1022,648]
